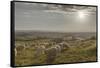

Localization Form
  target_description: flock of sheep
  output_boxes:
[15,40,70,63]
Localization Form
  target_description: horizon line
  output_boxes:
[15,30,96,33]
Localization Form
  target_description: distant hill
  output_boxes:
[15,30,96,40]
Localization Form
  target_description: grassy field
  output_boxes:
[15,32,97,66]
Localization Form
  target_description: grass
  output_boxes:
[15,39,97,66]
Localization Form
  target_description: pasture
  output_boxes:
[15,31,97,66]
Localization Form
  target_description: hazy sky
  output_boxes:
[15,2,97,32]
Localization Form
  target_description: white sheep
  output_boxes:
[34,45,46,57]
[15,48,17,56]
[15,43,25,56]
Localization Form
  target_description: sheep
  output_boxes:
[33,43,62,63]
[51,44,62,54]
[24,43,30,48]
[58,41,70,52]
[15,43,26,56]
[15,45,25,56]
[34,45,46,58]
[15,48,17,56]
[44,44,63,64]
[45,47,58,64]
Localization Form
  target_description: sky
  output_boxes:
[15,2,97,32]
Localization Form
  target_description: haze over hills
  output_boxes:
[15,30,96,40]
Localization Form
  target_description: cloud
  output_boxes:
[43,10,67,14]
[15,2,96,32]
[15,2,96,12]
